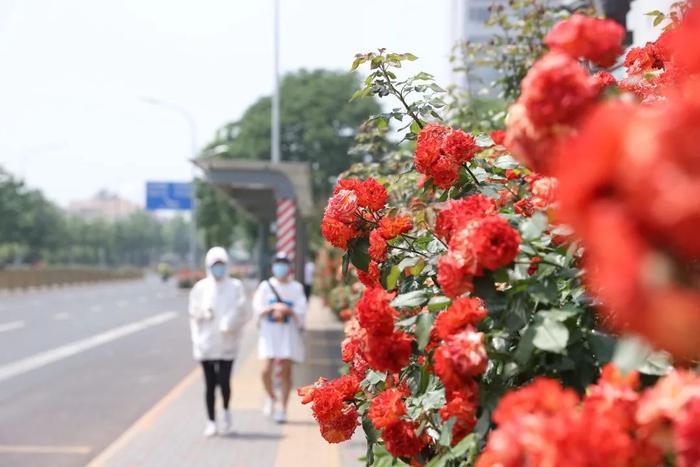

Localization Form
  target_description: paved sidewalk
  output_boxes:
[88,297,365,467]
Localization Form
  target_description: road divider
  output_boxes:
[0,312,177,383]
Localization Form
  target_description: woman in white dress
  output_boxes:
[252,252,307,423]
[189,247,250,437]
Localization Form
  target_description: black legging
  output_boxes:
[201,359,233,421]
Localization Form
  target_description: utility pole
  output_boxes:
[271,0,281,164]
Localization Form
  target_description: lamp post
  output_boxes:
[140,97,198,269]
[271,0,280,164]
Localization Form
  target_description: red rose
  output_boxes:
[442,128,478,164]
[434,296,488,340]
[545,14,625,68]
[321,216,360,249]
[430,156,460,189]
[434,328,488,391]
[591,71,617,94]
[437,253,476,299]
[356,287,396,336]
[415,124,450,173]
[381,420,426,459]
[519,52,596,128]
[325,189,359,224]
[368,229,387,262]
[378,215,413,239]
[368,388,406,429]
[356,261,381,288]
[435,195,496,242]
[366,331,413,373]
[466,216,520,271]
[318,404,359,443]
[356,177,388,211]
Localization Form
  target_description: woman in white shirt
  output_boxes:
[252,252,307,423]
[189,246,250,437]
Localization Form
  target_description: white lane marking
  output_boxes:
[90,305,103,313]
[0,320,25,333]
[0,444,91,454]
[53,312,70,320]
[117,300,129,308]
[0,311,177,384]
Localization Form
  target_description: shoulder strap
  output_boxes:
[265,280,284,303]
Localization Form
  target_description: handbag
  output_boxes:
[265,280,291,324]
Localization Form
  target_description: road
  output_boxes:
[0,277,195,467]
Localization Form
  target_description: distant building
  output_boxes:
[67,190,140,221]
[449,0,674,90]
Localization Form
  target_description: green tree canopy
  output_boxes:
[201,69,381,198]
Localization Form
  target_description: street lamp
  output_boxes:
[271,0,280,164]
[140,97,198,269]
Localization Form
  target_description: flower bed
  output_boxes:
[301,4,700,466]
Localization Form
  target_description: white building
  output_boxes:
[448,0,676,90]
[67,190,140,222]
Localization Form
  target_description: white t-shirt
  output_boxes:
[304,261,315,285]
[252,277,307,363]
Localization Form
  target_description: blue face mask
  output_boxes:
[210,264,227,279]
[272,262,290,279]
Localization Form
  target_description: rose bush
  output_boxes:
[302,4,699,466]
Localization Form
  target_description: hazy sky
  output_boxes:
[0,0,455,207]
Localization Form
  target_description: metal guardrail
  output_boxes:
[0,267,143,290]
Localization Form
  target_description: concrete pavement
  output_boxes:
[88,297,366,467]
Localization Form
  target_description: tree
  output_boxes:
[201,69,381,198]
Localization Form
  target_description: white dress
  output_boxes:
[252,278,307,363]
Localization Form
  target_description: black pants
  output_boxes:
[201,359,233,421]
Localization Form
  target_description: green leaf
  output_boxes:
[397,256,421,270]
[362,415,379,444]
[438,417,456,447]
[613,335,673,375]
[538,309,579,322]
[410,259,426,276]
[364,370,387,386]
[384,265,401,291]
[514,325,536,366]
[416,312,434,350]
[342,252,350,276]
[589,330,616,364]
[350,56,363,71]
[494,154,518,169]
[391,290,430,308]
[349,237,370,272]
[532,318,569,353]
[450,434,476,458]
[410,120,421,134]
[427,295,451,312]
[520,212,548,241]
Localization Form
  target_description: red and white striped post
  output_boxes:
[276,198,296,265]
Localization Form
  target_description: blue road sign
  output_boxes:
[146,182,193,211]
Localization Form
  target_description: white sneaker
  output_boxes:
[273,409,287,424]
[221,410,232,434]
[263,397,275,417]
[203,420,217,437]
